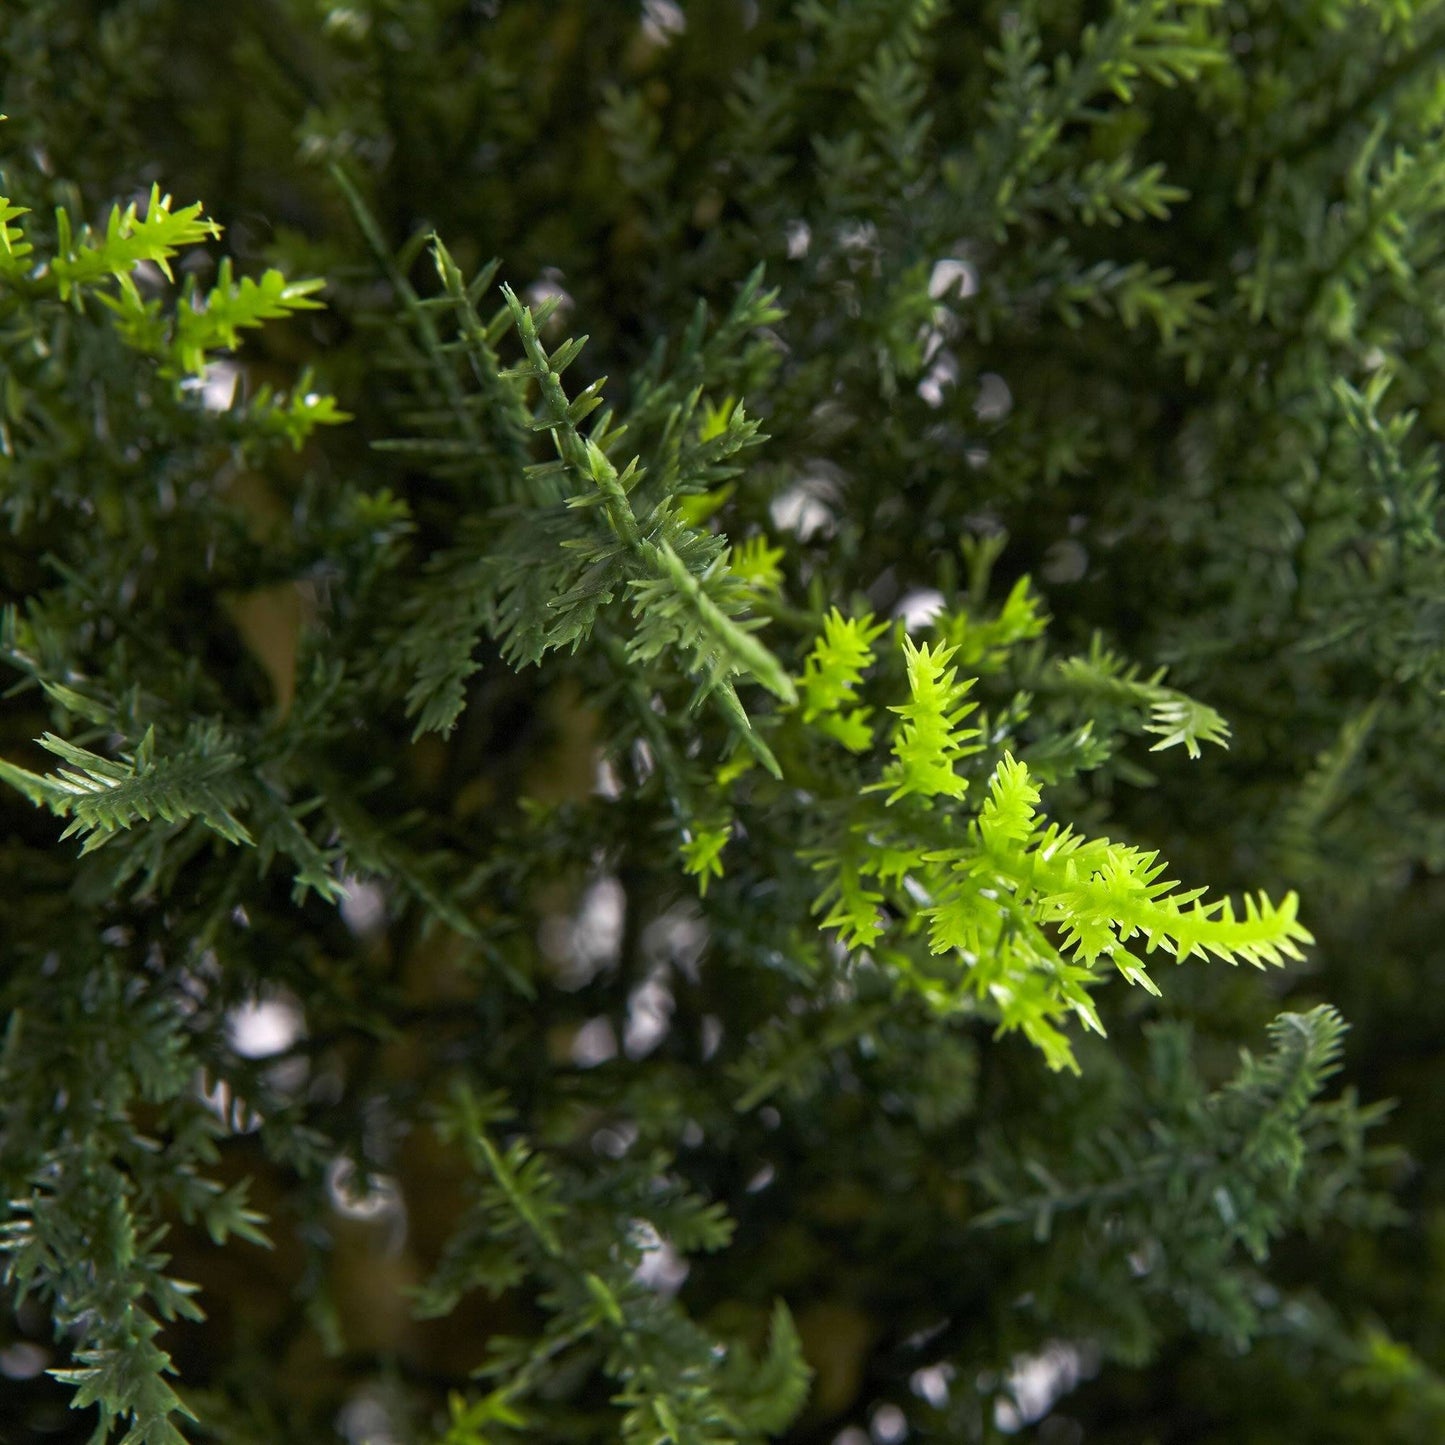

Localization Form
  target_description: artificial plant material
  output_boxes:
[1,2,1442,1443]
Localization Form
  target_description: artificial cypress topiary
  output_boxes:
[2,3,1443,1442]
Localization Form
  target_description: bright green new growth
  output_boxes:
[800,617,1310,1073]
[874,636,982,803]
[935,573,1048,672]
[798,608,887,751]
[47,185,219,301]
[728,535,787,593]
[100,257,331,379]
[0,196,32,269]
[0,182,347,450]
[680,821,732,896]
[0,184,220,298]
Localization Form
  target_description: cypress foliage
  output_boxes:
[0,2,1442,1441]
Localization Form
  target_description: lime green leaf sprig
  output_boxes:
[0,196,34,277]
[797,614,1311,1072]
[935,574,1047,672]
[0,181,344,427]
[441,1388,531,1445]
[894,750,1309,1071]
[729,534,786,592]
[244,368,353,450]
[798,608,888,752]
[681,820,732,896]
[49,183,221,303]
[101,256,330,377]
[870,635,983,803]
[920,752,1311,1069]
[966,753,1313,977]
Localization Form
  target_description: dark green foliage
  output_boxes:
[2,2,1444,1443]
